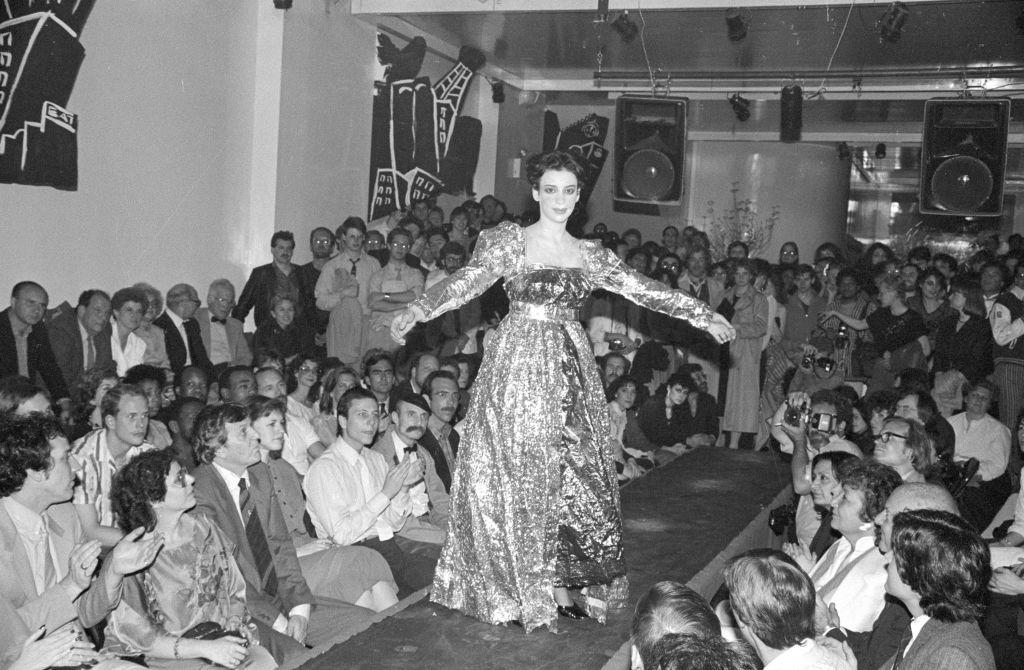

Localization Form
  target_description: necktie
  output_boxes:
[890,623,913,670]
[183,318,206,364]
[85,335,95,371]
[350,258,359,276]
[378,402,387,421]
[39,514,57,589]
[238,478,278,597]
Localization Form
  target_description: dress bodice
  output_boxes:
[505,266,590,311]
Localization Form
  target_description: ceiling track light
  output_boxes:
[611,11,638,43]
[491,81,505,103]
[837,142,851,161]
[878,2,909,43]
[728,93,751,122]
[725,10,748,42]
[273,0,292,8]
[875,143,887,159]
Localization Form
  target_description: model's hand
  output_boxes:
[109,527,164,577]
[705,313,736,344]
[391,306,426,344]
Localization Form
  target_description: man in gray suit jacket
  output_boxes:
[197,279,252,370]
[46,290,114,390]
[0,414,161,669]
[189,403,372,663]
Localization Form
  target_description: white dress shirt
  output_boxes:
[948,411,1011,481]
[387,431,430,517]
[282,414,318,476]
[809,534,887,633]
[207,319,231,365]
[303,438,410,546]
[109,320,147,377]
[2,498,61,595]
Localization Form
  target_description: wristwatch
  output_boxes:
[384,292,391,302]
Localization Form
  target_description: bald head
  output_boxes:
[874,482,958,553]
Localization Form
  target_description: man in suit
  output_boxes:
[152,283,211,376]
[676,249,725,395]
[0,282,68,402]
[197,279,252,370]
[47,290,113,390]
[233,230,313,335]
[0,414,162,668]
[190,403,373,663]
[418,370,460,493]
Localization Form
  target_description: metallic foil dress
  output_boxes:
[413,222,713,631]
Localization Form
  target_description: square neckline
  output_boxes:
[517,223,587,272]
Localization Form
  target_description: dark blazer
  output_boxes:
[932,314,994,384]
[46,309,113,389]
[152,311,211,374]
[191,462,314,627]
[195,308,252,367]
[847,596,911,670]
[882,618,994,670]
[0,308,68,399]
[418,424,460,493]
[232,264,314,329]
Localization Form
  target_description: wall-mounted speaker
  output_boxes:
[614,96,687,207]
[919,98,1010,216]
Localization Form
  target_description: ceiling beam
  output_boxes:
[352,0,962,14]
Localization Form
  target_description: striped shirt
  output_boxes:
[72,428,156,527]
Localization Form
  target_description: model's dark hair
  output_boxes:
[724,549,815,650]
[649,633,760,670]
[837,459,904,522]
[191,403,249,464]
[891,509,990,623]
[0,414,66,496]
[948,276,986,318]
[632,581,720,669]
[525,150,586,188]
[111,449,179,533]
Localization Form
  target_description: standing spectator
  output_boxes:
[718,260,768,449]
[907,268,955,350]
[0,282,69,403]
[296,227,337,351]
[234,231,311,332]
[366,228,425,352]
[47,289,113,391]
[933,277,993,384]
[988,280,1024,428]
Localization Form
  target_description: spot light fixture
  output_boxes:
[875,143,887,159]
[728,93,751,122]
[611,11,639,44]
[273,0,292,9]
[878,2,909,43]
[725,10,748,42]
[491,82,505,104]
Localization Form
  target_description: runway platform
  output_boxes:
[289,448,791,670]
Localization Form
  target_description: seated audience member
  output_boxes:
[253,296,313,363]
[72,384,157,545]
[247,396,399,612]
[601,352,630,388]
[851,482,960,670]
[883,509,995,670]
[787,460,902,632]
[607,376,656,483]
[105,450,277,670]
[124,365,172,449]
[0,376,52,416]
[153,283,212,376]
[419,370,460,493]
[637,373,695,453]
[131,283,171,371]
[65,367,119,440]
[253,367,322,474]
[0,414,162,670]
[167,397,204,470]
[724,549,855,670]
[948,380,1012,531]
[631,581,730,670]
[303,387,439,595]
[0,282,69,402]
[676,364,720,449]
[47,289,113,390]
[175,365,209,402]
[391,351,439,400]
[798,450,859,560]
[198,280,253,370]
[893,388,956,473]
[775,389,862,548]
[872,416,935,483]
[363,349,397,436]
[189,404,373,662]
[932,277,994,384]
[219,366,257,405]
[372,391,450,540]
[284,354,320,424]
[109,288,150,377]
[647,633,759,670]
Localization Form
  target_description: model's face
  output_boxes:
[365,233,385,252]
[624,234,640,250]
[114,300,145,332]
[921,275,943,299]
[899,265,919,290]
[893,396,920,422]
[948,290,966,311]
[687,252,707,277]
[794,273,814,293]
[219,419,261,469]
[728,245,747,260]
[627,254,647,272]
[662,228,678,247]
[428,378,459,423]
[256,370,286,399]
[532,169,580,225]
[252,411,286,452]
[615,383,637,410]
[658,257,681,277]
[333,372,359,399]
[965,386,993,417]
[428,209,444,228]
[393,401,428,443]
[450,214,468,232]
[106,395,150,446]
[779,244,798,263]
[878,287,897,308]
[871,248,888,265]
[413,201,430,222]
[341,398,380,446]
[160,461,196,513]
[10,285,48,326]
[414,355,440,386]
[173,402,204,440]
[78,295,112,335]
[271,239,295,265]
[271,300,295,328]
[810,461,842,507]
[689,369,707,393]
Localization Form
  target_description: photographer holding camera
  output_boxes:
[770,389,862,549]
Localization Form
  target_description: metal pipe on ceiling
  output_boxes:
[593,65,1024,82]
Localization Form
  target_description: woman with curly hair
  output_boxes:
[105,450,276,669]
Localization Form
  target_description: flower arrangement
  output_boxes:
[701,183,780,259]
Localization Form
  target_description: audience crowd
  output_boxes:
[1,196,1022,669]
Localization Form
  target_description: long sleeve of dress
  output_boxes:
[585,245,713,330]
[410,223,517,320]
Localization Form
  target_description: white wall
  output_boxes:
[0,1,269,306]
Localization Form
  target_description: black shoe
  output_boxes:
[556,603,590,620]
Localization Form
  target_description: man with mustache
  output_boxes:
[418,370,460,493]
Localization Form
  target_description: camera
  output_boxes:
[784,401,808,427]
[807,412,836,433]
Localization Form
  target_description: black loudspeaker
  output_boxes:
[780,85,802,143]
[614,96,687,206]
[920,98,1010,216]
